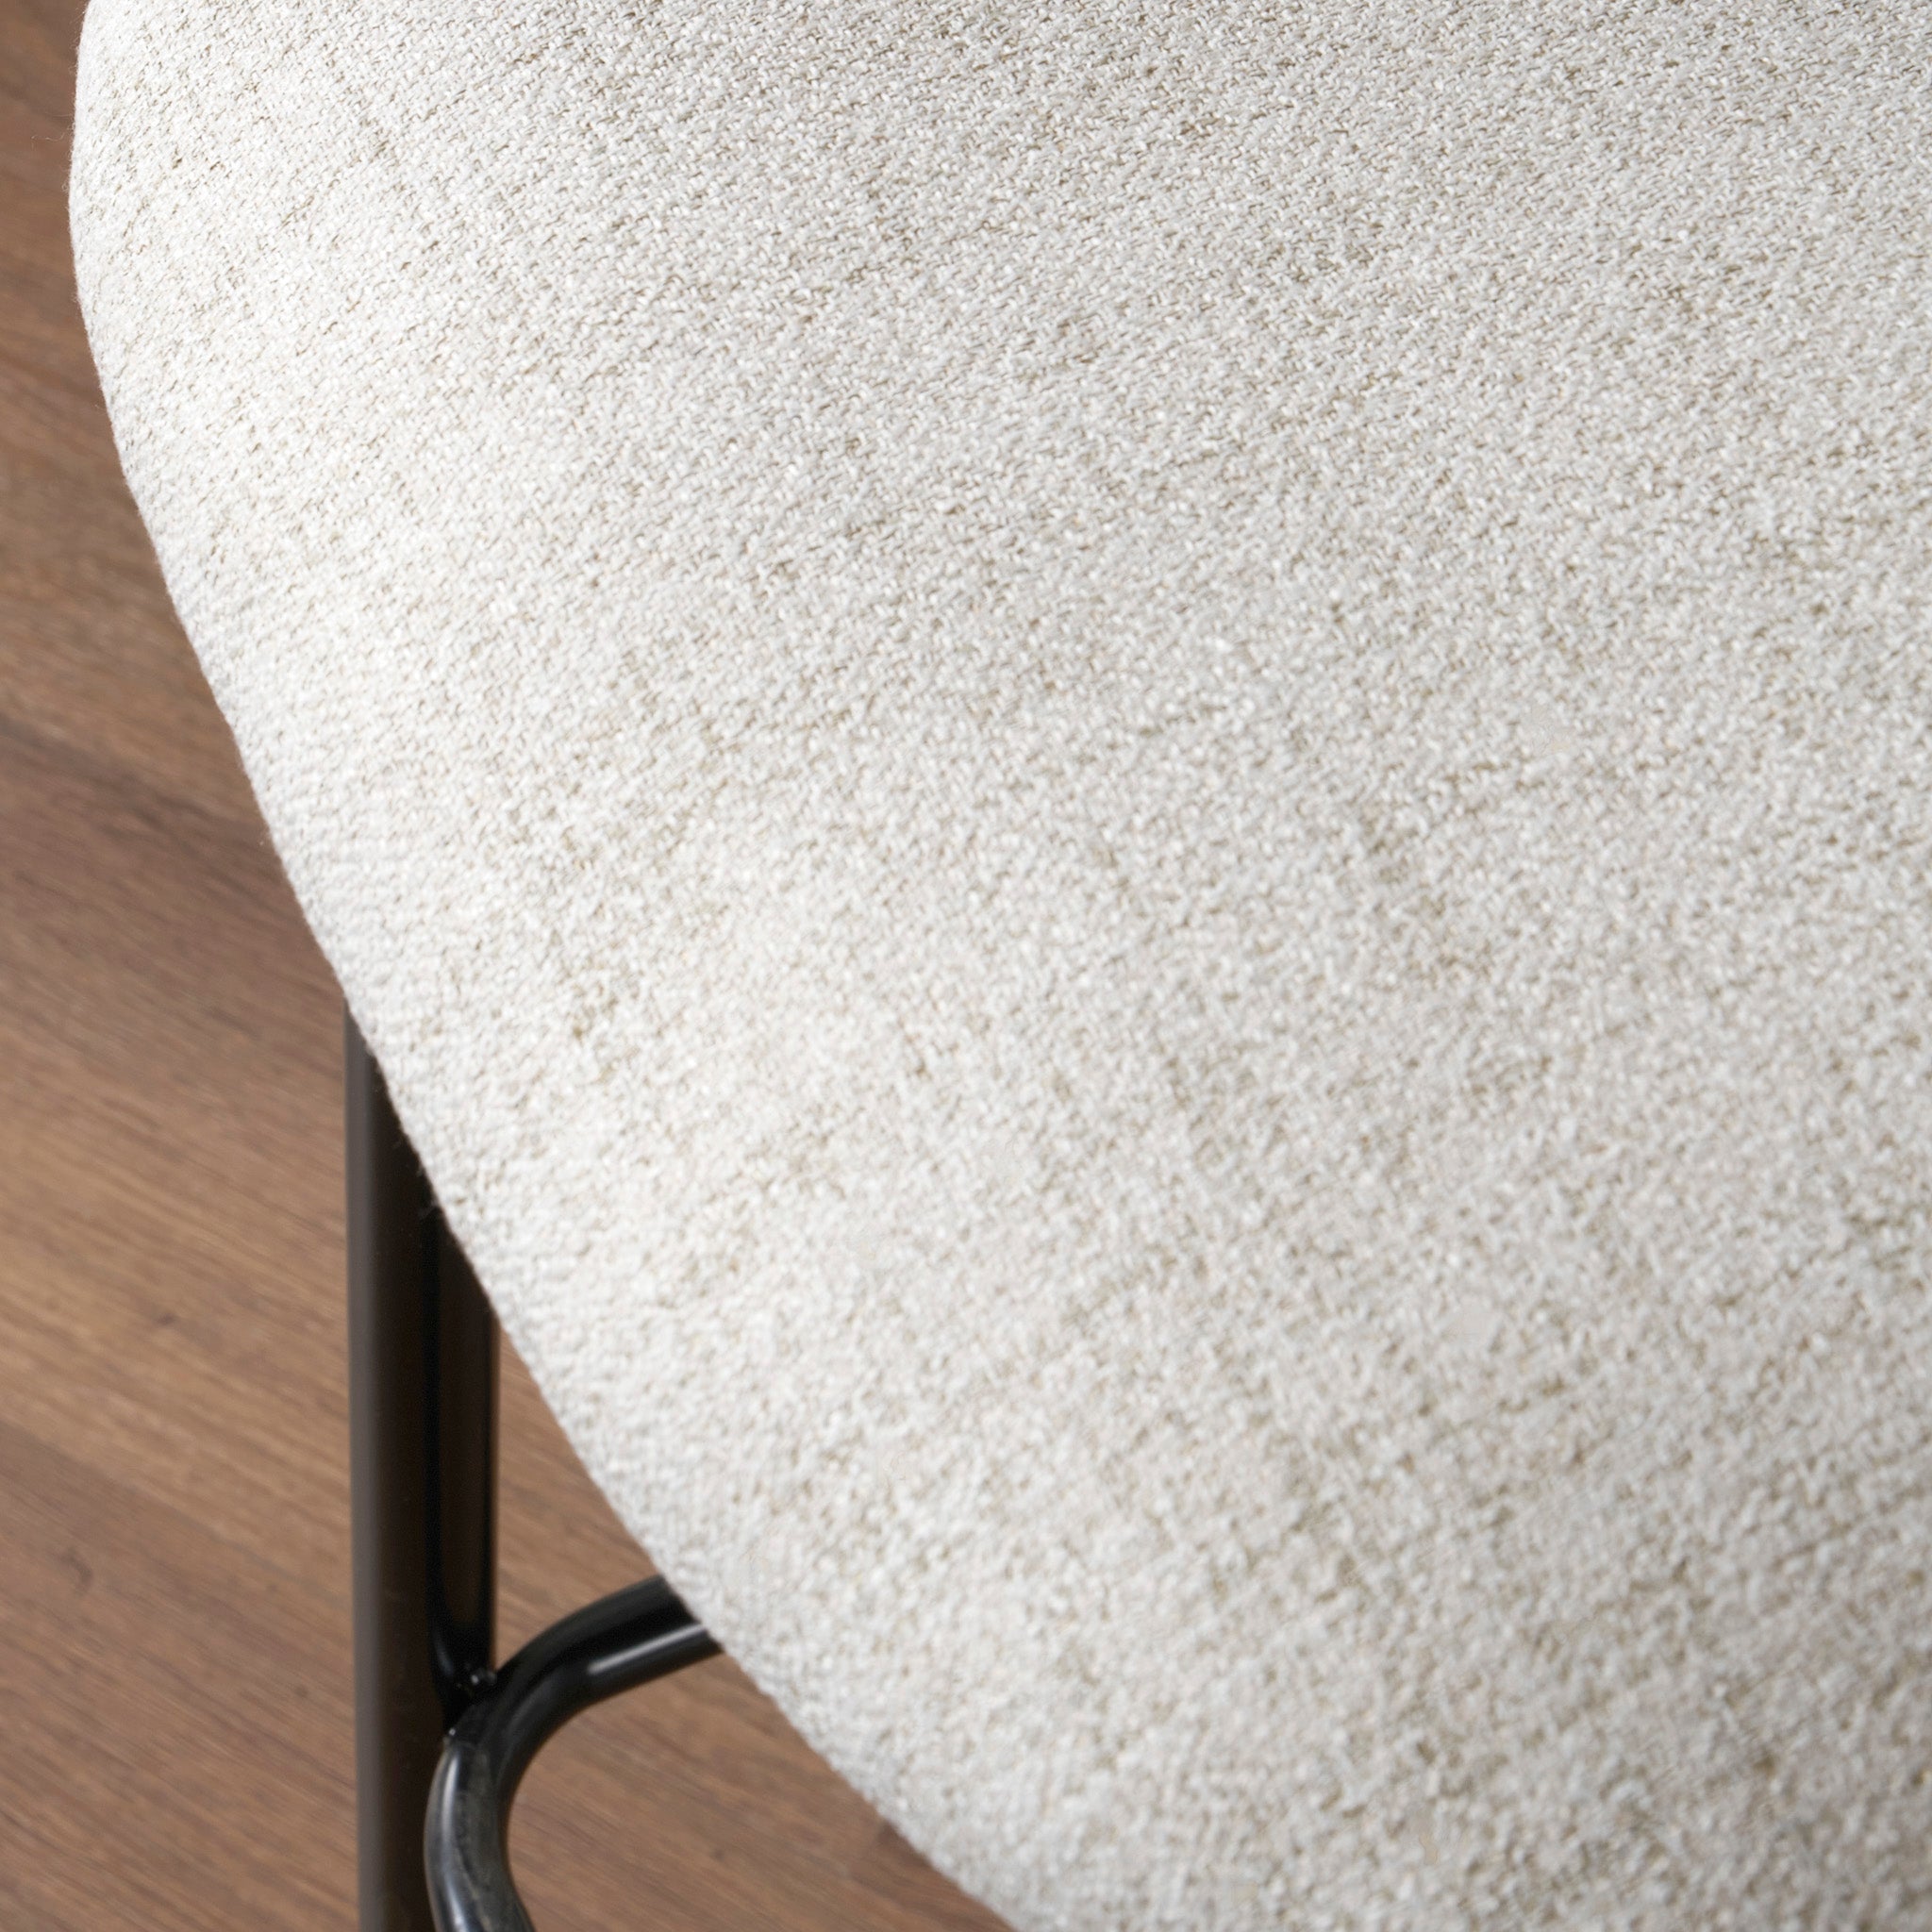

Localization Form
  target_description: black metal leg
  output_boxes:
[348,1015,500,1932]
[346,1008,715,1931]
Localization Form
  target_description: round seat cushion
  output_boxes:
[72,5,1932,1925]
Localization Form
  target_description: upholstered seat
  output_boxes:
[72,5,1932,1925]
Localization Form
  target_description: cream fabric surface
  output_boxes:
[72,4,1932,1925]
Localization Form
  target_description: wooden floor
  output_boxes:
[0,9,1003,1928]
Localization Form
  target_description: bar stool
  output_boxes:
[71,5,1932,1926]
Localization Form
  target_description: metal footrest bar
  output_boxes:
[425,1577,720,1932]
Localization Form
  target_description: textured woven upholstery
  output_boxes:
[73,6,1932,1925]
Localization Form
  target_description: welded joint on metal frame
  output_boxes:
[425,1576,719,1932]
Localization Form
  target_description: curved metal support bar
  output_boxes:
[425,1577,720,1932]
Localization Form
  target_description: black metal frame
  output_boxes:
[347,1015,717,1932]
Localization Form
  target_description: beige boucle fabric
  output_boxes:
[71,3,1932,1924]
